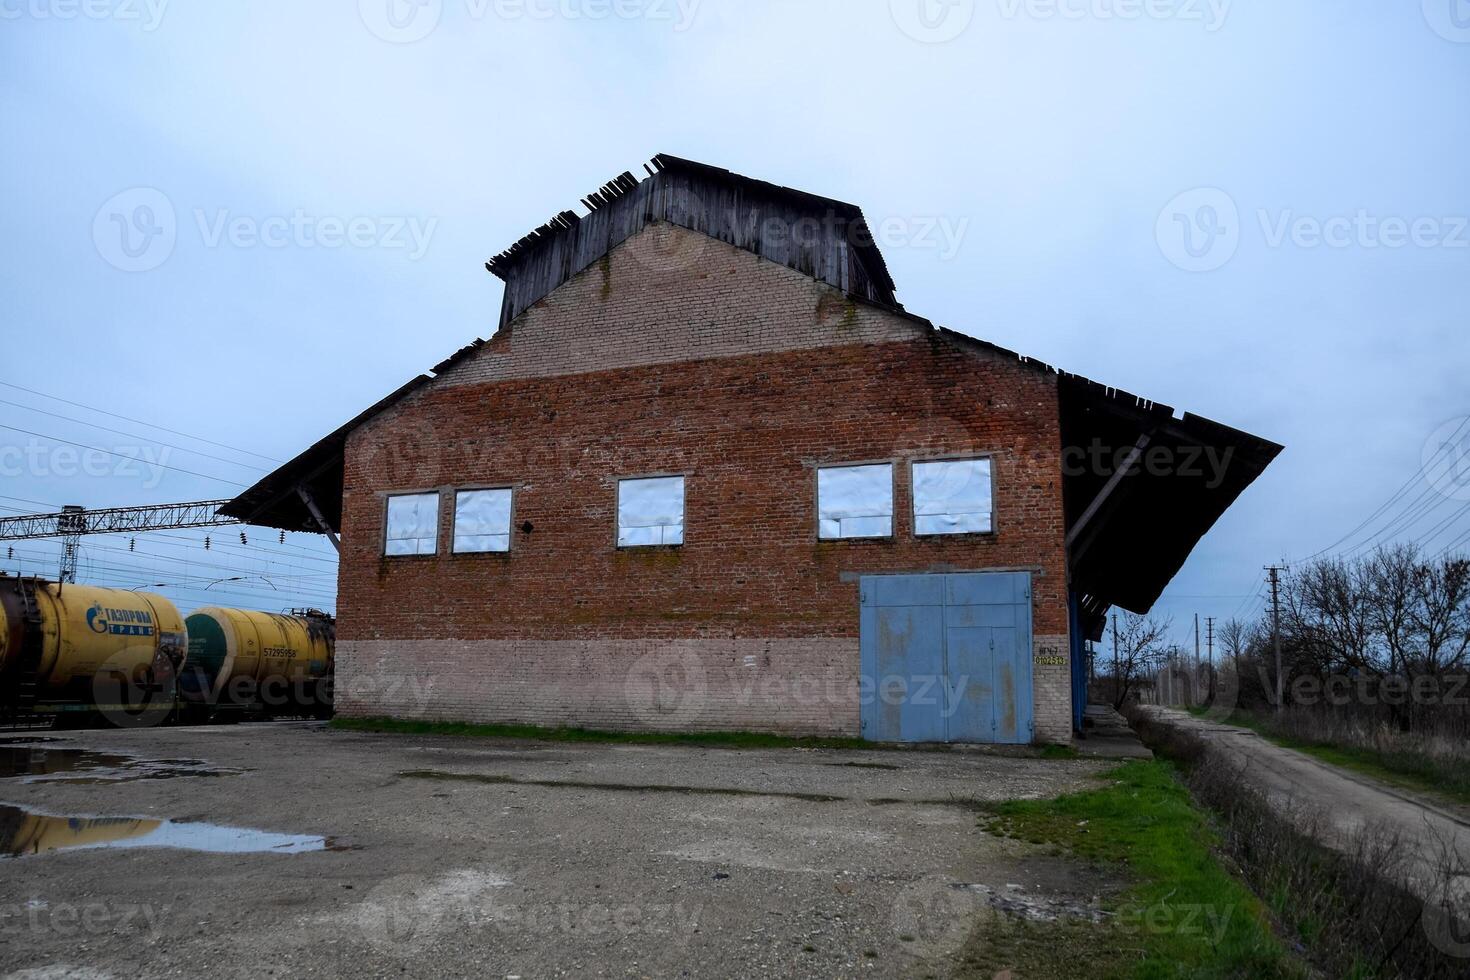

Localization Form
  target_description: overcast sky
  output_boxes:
[2,1,1467,636]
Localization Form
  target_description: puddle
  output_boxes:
[0,802,337,858]
[0,746,243,783]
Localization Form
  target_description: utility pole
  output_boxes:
[1266,566,1285,714]
[1193,613,1201,706]
[1111,614,1119,705]
[1204,616,1216,702]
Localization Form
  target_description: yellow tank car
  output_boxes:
[0,805,160,858]
[179,608,333,720]
[0,575,187,726]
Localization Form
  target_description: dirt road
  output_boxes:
[1136,707,1470,896]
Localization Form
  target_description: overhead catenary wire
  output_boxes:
[0,397,269,472]
[0,424,249,488]
[4,550,337,605]
[0,378,282,464]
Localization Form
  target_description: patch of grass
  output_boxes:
[333,716,1086,761]
[331,716,877,751]
[1192,708,1470,808]
[965,760,1297,979]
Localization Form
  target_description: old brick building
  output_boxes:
[224,155,1279,744]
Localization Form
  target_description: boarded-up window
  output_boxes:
[913,458,993,535]
[818,463,893,539]
[618,476,685,547]
[453,488,512,553]
[384,492,439,556]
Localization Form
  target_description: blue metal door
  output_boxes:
[859,571,1033,744]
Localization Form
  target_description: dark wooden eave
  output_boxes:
[216,375,431,534]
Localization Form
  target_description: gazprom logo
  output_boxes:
[86,603,154,637]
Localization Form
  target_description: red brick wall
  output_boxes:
[335,225,1073,741]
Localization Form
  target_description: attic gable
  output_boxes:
[484,153,899,329]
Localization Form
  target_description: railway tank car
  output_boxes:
[0,573,187,727]
[177,607,334,722]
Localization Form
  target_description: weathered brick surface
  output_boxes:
[337,223,1074,742]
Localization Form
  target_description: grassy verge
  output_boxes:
[1137,709,1468,979]
[960,759,1297,979]
[330,716,1080,756]
[332,715,878,751]
[1188,707,1470,808]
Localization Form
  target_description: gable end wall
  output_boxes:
[337,224,1074,743]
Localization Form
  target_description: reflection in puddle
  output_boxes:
[0,803,334,858]
[0,746,242,783]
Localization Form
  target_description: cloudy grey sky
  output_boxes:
[2,1,1467,635]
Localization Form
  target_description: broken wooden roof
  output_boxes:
[484,153,899,327]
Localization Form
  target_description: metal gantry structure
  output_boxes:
[0,500,242,584]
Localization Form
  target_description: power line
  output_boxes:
[6,538,335,584]
[1434,522,1470,561]
[5,548,336,603]
[1294,416,1470,563]
[3,551,336,607]
[0,379,282,464]
[0,493,62,510]
[0,424,249,488]
[7,536,338,583]
[0,398,268,472]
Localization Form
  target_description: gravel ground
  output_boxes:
[0,723,1114,979]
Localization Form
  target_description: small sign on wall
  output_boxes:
[1033,637,1067,668]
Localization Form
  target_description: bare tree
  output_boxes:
[1366,544,1419,675]
[1109,612,1172,709]
[1218,616,1252,691]
[1288,558,1377,673]
[1412,556,1470,675]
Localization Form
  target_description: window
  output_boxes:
[913,458,993,535]
[817,463,893,539]
[384,492,439,555]
[453,488,512,553]
[617,475,684,547]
